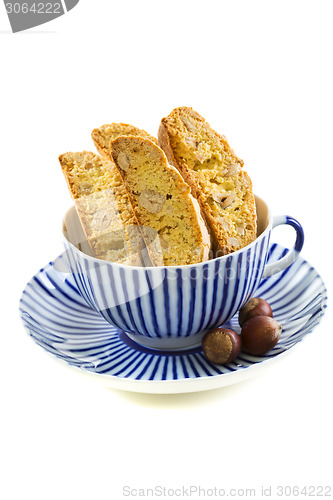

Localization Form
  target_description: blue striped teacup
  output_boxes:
[62,195,304,350]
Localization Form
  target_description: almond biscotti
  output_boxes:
[59,151,146,265]
[92,123,158,161]
[110,136,211,266]
[158,107,257,256]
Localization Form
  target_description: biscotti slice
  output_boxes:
[59,151,147,266]
[92,123,158,161]
[158,107,257,256]
[110,136,211,266]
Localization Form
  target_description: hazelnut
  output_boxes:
[181,116,196,133]
[216,216,231,231]
[241,316,282,355]
[138,189,165,213]
[117,152,130,171]
[92,210,114,231]
[238,297,273,327]
[212,192,236,209]
[236,222,245,236]
[227,236,240,248]
[223,163,241,177]
[185,136,197,148]
[202,328,242,365]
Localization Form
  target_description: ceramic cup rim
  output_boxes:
[62,194,271,270]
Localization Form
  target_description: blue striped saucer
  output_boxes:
[19,244,327,394]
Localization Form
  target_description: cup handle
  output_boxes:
[262,215,304,278]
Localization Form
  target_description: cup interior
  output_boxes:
[255,195,270,237]
[63,194,270,264]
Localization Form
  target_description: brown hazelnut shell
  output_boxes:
[202,328,242,365]
[238,297,273,327]
[241,316,282,355]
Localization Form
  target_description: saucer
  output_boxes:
[19,244,327,394]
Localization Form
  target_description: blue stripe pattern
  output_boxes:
[63,227,273,341]
[19,244,327,383]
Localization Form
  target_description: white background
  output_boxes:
[1,1,332,499]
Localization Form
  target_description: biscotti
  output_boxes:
[158,107,257,256]
[110,136,211,266]
[92,123,158,161]
[59,151,147,265]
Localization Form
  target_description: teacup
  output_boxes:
[62,195,304,350]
